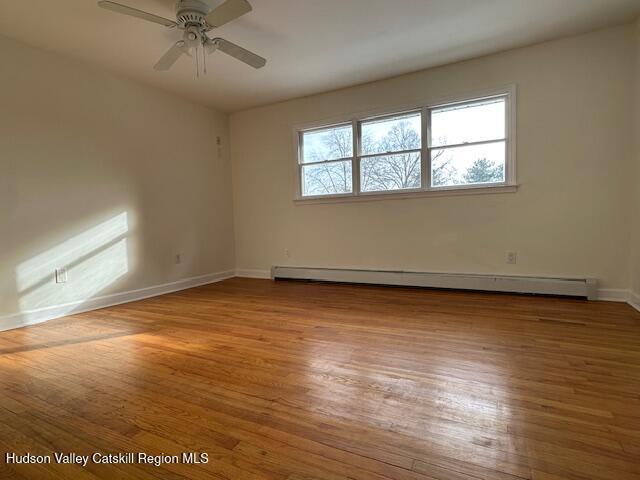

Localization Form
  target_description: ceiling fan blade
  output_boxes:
[205,0,252,27]
[97,1,177,27]
[211,38,266,69]
[154,41,188,71]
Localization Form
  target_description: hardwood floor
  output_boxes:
[0,278,639,480]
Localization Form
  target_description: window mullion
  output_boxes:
[359,148,422,159]
[353,119,360,196]
[423,106,431,191]
[430,138,507,150]
[302,156,354,167]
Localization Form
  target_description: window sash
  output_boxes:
[301,160,354,197]
[297,89,514,199]
[359,153,423,193]
[358,110,422,157]
[299,122,353,165]
[429,139,507,189]
[428,95,507,149]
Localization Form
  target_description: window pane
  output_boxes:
[361,112,421,155]
[301,125,353,163]
[360,153,421,192]
[302,160,353,196]
[431,97,505,147]
[431,141,505,187]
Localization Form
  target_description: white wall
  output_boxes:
[631,18,640,306]
[0,34,235,322]
[230,25,635,292]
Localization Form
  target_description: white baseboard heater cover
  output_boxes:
[271,266,598,300]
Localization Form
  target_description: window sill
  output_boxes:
[294,184,518,205]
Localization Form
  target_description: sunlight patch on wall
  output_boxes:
[16,212,129,314]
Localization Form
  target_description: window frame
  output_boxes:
[294,85,517,203]
[298,121,355,198]
[357,109,423,195]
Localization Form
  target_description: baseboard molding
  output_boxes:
[0,270,235,333]
[630,291,640,312]
[3,267,636,333]
[595,289,630,302]
[235,269,272,279]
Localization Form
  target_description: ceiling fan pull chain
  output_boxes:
[203,42,207,75]
[195,44,200,78]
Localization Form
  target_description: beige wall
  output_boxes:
[230,25,635,291]
[1,21,637,322]
[0,35,235,319]
[632,18,640,300]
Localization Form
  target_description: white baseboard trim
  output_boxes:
[596,289,630,302]
[0,270,235,333]
[3,268,635,334]
[235,269,272,279]
[630,291,640,312]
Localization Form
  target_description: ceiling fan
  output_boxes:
[97,0,266,76]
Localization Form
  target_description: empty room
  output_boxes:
[1,0,640,478]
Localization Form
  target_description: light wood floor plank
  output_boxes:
[0,278,639,479]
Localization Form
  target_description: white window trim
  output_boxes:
[293,85,517,203]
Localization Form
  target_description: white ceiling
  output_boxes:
[1,0,639,112]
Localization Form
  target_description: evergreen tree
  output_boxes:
[463,158,504,184]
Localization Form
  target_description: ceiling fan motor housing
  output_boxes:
[175,0,211,29]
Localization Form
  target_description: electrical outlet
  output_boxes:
[284,248,290,258]
[506,251,517,264]
[175,253,182,265]
[55,268,68,284]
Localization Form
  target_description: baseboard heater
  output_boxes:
[271,266,598,300]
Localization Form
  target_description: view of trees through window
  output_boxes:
[360,112,421,192]
[430,97,506,188]
[300,95,508,197]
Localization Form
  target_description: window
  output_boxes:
[300,124,353,196]
[360,111,422,193]
[296,87,515,200]
[430,97,507,188]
